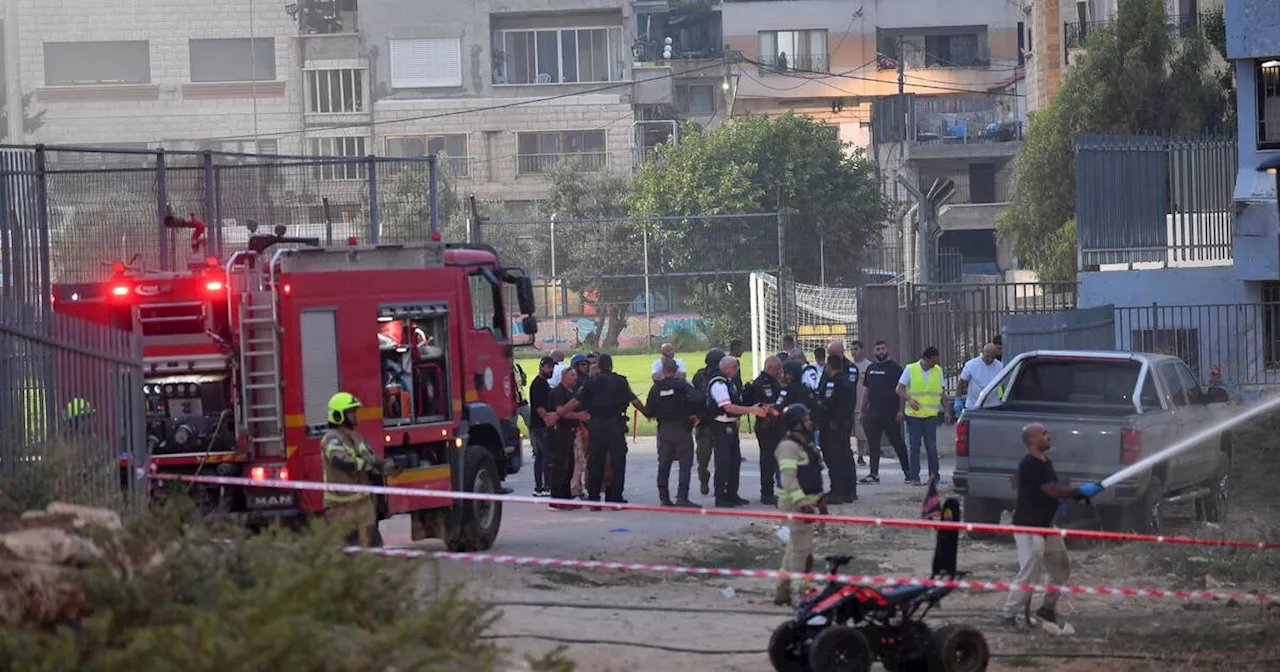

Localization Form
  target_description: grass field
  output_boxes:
[516,351,759,437]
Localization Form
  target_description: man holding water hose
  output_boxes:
[1001,423,1102,630]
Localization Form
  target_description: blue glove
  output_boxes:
[953,398,965,414]
[1078,483,1103,498]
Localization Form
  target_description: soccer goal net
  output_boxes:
[748,272,860,379]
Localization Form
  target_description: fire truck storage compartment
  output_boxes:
[144,374,235,455]
[299,309,342,430]
[378,303,452,470]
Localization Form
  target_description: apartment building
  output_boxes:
[1023,0,1224,112]
[720,0,1026,279]
[8,0,297,154]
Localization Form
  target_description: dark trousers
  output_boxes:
[695,423,713,486]
[863,414,909,478]
[548,428,576,500]
[757,424,783,498]
[820,422,856,499]
[586,418,628,502]
[530,427,549,489]
[712,422,742,500]
[656,424,695,500]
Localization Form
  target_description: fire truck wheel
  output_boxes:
[446,444,504,552]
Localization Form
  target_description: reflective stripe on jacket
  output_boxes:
[904,362,942,418]
[776,436,823,510]
[320,426,375,505]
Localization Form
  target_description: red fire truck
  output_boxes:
[53,222,537,551]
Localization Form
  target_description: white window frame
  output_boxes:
[383,134,470,176]
[1259,58,1280,151]
[515,129,608,175]
[494,27,618,85]
[306,68,366,114]
[307,136,367,181]
[389,38,462,89]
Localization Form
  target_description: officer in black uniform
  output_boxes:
[692,348,726,495]
[646,358,701,507]
[746,355,784,505]
[776,359,816,414]
[817,354,858,504]
[707,355,767,507]
[577,353,647,506]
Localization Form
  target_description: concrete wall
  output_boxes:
[1225,0,1280,59]
[723,0,1021,102]
[15,0,301,151]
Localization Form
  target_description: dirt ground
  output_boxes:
[440,439,1280,672]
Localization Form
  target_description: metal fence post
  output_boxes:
[202,151,218,259]
[367,155,379,244]
[428,156,439,238]
[156,149,168,271]
[643,223,652,351]
[33,146,51,321]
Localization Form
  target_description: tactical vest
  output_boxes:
[320,427,375,505]
[904,362,943,418]
[707,374,740,423]
[797,440,824,495]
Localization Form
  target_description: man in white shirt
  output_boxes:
[651,342,687,381]
[548,349,568,387]
[958,343,1003,410]
[795,349,820,390]
[708,355,767,507]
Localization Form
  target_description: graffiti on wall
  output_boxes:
[512,314,705,350]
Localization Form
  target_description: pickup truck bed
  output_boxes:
[953,350,1231,535]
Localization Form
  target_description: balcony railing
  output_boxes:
[1066,13,1212,55]
[516,152,608,175]
[757,53,830,75]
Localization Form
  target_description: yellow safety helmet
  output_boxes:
[327,392,362,425]
[66,398,95,420]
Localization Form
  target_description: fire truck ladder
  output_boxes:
[228,255,284,458]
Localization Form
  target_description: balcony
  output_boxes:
[875,31,992,71]
[297,1,358,35]
[757,52,829,75]
[1065,14,1212,63]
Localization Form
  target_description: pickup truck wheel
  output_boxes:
[1194,454,1230,524]
[1130,476,1165,535]
[962,498,1005,541]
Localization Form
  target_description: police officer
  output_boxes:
[747,356,784,506]
[773,403,825,606]
[708,355,767,507]
[577,353,647,506]
[320,392,396,547]
[692,348,726,496]
[817,354,858,504]
[776,359,815,415]
[646,358,700,507]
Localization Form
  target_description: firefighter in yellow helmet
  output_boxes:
[321,392,396,547]
[65,398,97,434]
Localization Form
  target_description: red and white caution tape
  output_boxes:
[152,472,1280,550]
[345,547,1279,604]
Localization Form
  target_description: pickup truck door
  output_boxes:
[1173,361,1216,477]
[1155,361,1196,488]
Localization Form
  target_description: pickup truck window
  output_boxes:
[1176,363,1203,405]
[1006,359,1141,406]
[1138,371,1162,412]
[1158,362,1189,407]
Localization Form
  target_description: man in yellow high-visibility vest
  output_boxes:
[895,346,949,486]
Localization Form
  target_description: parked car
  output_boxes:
[952,350,1231,537]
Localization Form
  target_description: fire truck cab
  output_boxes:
[53,227,536,551]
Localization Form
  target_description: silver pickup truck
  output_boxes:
[953,350,1231,536]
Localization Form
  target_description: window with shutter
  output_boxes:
[390,38,462,89]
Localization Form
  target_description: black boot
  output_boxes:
[659,488,674,507]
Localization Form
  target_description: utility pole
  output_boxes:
[4,0,23,142]
[896,35,906,162]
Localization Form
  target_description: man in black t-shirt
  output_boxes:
[1001,423,1093,629]
[528,356,555,497]
[859,340,909,484]
[577,354,647,506]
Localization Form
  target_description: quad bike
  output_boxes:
[768,498,990,672]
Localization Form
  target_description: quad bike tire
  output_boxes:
[808,625,874,672]
[1194,452,1230,524]
[444,445,504,552]
[927,624,990,672]
[767,621,811,672]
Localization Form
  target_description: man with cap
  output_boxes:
[646,358,701,507]
[527,356,556,496]
[692,348,726,496]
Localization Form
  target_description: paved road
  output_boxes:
[380,427,958,556]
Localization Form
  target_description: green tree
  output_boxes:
[534,158,639,350]
[996,0,1232,282]
[0,92,45,139]
[376,156,467,244]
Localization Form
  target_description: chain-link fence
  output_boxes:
[9,145,438,285]
[476,213,782,352]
